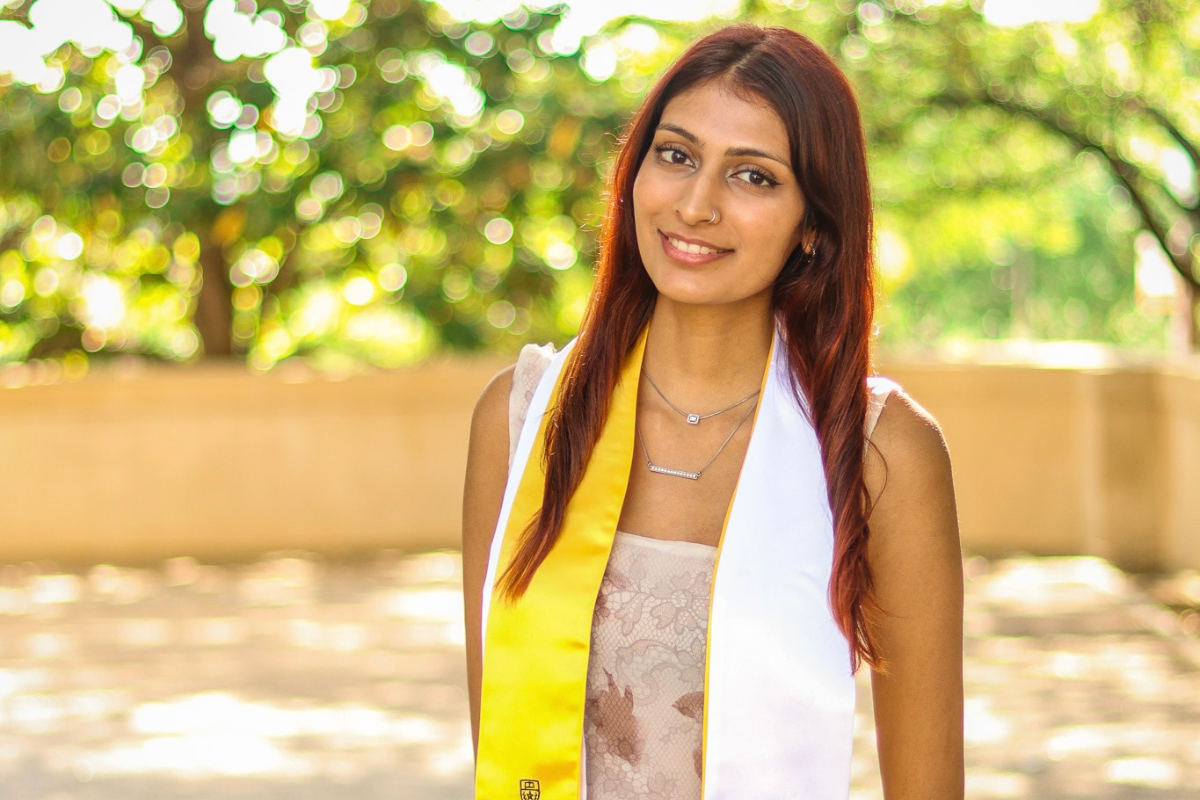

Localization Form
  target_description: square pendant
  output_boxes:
[686,413,700,425]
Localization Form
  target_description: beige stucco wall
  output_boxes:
[0,353,1196,571]
[879,361,1174,570]
[881,364,1090,558]
[1158,364,1200,572]
[0,357,509,564]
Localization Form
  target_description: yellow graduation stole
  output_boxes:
[476,328,647,800]
[477,324,859,800]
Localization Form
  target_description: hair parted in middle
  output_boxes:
[498,23,884,671]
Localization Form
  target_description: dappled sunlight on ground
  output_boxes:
[0,552,1195,798]
[851,557,1200,800]
[0,551,470,799]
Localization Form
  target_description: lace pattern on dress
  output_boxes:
[584,532,716,800]
[508,342,556,469]
[865,375,898,444]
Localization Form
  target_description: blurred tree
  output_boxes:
[1,0,1196,372]
[884,0,1199,346]
[743,0,1198,349]
[0,0,643,369]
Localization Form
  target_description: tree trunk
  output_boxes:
[194,238,233,357]
[1188,283,1200,352]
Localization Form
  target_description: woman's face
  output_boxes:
[632,80,808,310]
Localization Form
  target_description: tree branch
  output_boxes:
[0,225,24,254]
[1127,100,1200,169]
[1127,98,1200,214]
[946,88,1200,291]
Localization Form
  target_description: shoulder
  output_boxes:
[868,386,950,484]
[470,341,559,457]
[863,386,959,560]
[463,363,517,553]
[471,363,515,444]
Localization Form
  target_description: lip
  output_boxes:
[658,230,732,266]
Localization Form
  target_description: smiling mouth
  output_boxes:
[661,233,730,256]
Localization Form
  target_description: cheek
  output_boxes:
[631,171,657,260]
[631,172,646,221]
[769,202,806,259]
[782,228,804,260]
[631,165,666,222]
[745,214,804,284]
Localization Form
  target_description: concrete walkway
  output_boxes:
[0,552,1195,799]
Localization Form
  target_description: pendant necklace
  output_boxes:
[636,400,758,481]
[640,368,760,425]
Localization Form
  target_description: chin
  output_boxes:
[644,270,713,304]
[651,278,766,310]
[643,257,777,308]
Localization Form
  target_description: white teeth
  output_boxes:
[667,236,721,255]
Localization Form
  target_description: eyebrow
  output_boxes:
[656,123,790,168]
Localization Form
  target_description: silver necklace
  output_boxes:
[636,400,758,480]
[640,368,760,425]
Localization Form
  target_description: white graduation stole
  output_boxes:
[477,324,856,800]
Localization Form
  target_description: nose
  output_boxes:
[676,169,722,227]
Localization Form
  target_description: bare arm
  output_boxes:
[864,390,964,800]
[462,364,515,757]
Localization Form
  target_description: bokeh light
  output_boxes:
[0,0,1194,370]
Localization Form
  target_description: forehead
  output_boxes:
[657,81,791,155]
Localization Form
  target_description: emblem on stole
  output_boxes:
[519,778,541,800]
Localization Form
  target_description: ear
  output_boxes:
[797,224,816,256]
[793,207,817,253]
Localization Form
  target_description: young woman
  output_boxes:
[462,24,963,800]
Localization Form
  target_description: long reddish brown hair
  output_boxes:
[499,24,883,670]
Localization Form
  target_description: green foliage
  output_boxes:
[742,0,1197,348]
[1,0,1196,376]
[0,0,641,370]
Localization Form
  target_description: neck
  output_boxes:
[642,294,775,402]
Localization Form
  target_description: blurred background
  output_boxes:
[0,0,1198,797]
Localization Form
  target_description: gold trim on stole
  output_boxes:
[476,327,649,800]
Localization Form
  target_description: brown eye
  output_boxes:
[654,144,693,167]
[733,166,778,188]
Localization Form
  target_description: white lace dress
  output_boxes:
[507,343,895,800]
[581,532,715,798]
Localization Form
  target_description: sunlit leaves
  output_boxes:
[2,0,1194,375]
[0,0,646,370]
[753,0,1196,347]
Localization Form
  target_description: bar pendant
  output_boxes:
[648,463,701,480]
